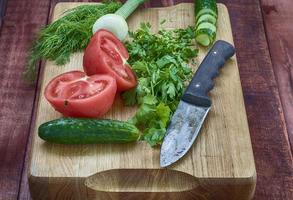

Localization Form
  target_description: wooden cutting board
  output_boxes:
[28,3,256,200]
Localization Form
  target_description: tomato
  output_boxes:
[44,71,117,118]
[83,29,137,92]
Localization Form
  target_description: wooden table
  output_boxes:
[0,0,292,199]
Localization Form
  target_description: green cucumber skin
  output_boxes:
[195,0,218,17]
[195,21,217,32]
[195,28,216,39]
[195,9,217,21]
[39,118,140,144]
[195,14,217,27]
[195,28,216,46]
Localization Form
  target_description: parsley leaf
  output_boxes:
[123,23,198,146]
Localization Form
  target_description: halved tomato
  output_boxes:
[44,71,117,118]
[83,29,137,92]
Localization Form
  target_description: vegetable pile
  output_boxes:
[44,30,137,119]
[34,0,219,147]
[123,23,198,146]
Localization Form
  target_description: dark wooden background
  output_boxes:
[0,0,292,199]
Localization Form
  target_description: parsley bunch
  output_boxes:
[123,23,198,146]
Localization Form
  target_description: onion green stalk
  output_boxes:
[115,0,145,18]
[92,0,146,40]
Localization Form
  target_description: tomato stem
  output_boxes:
[115,0,146,19]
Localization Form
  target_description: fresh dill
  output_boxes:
[25,1,122,83]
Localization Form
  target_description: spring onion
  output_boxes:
[92,0,146,40]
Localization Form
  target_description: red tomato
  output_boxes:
[83,29,137,92]
[44,71,117,118]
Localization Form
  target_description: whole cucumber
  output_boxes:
[39,118,141,144]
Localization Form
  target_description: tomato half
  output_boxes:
[44,71,117,118]
[83,29,137,92]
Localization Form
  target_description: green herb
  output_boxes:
[25,1,122,83]
[124,23,198,146]
[128,95,171,147]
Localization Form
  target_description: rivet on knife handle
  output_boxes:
[182,40,235,107]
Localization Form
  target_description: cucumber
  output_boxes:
[194,0,218,46]
[195,28,216,46]
[195,14,217,27]
[39,118,141,144]
[195,8,217,21]
[195,0,218,14]
[196,22,217,33]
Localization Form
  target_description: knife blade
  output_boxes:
[160,40,235,167]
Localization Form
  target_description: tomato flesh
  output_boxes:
[45,71,117,118]
[83,29,137,92]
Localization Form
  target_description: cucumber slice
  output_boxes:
[195,28,216,46]
[195,15,217,28]
[196,34,210,46]
[196,14,217,27]
[196,22,217,33]
[195,8,217,21]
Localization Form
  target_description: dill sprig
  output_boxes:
[25,1,122,83]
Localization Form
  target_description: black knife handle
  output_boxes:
[182,40,235,107]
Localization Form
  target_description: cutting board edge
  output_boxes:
[28,170,256,199]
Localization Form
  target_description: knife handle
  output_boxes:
[182,40,235,107]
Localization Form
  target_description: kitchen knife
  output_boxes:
[160,40,235,167]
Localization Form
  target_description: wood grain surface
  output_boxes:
[225,1,293,198]
[0,0,7,27]
[260,0,293,151]
[0,0,52,199]
[0,0,292,200]
[28,3,256,199]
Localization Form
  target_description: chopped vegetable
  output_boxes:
[44,71,117,118]
[93,0,146,40]
[128,95,171,146]
[25,1,122,83]
[194,0,218,46]
[123,23,198,146]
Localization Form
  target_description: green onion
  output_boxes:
[115,0,146,19]
[92,0,146,40]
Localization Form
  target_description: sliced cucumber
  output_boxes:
[196,34,210,46]
[194,0,218,46]
[196,22,217,33]
[195,0,218,12]
[195,28,216,46]
[195,8,217,21]
[196,14,217,27]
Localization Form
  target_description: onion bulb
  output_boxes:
[92,14,128,41]
[92,0,145,41]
